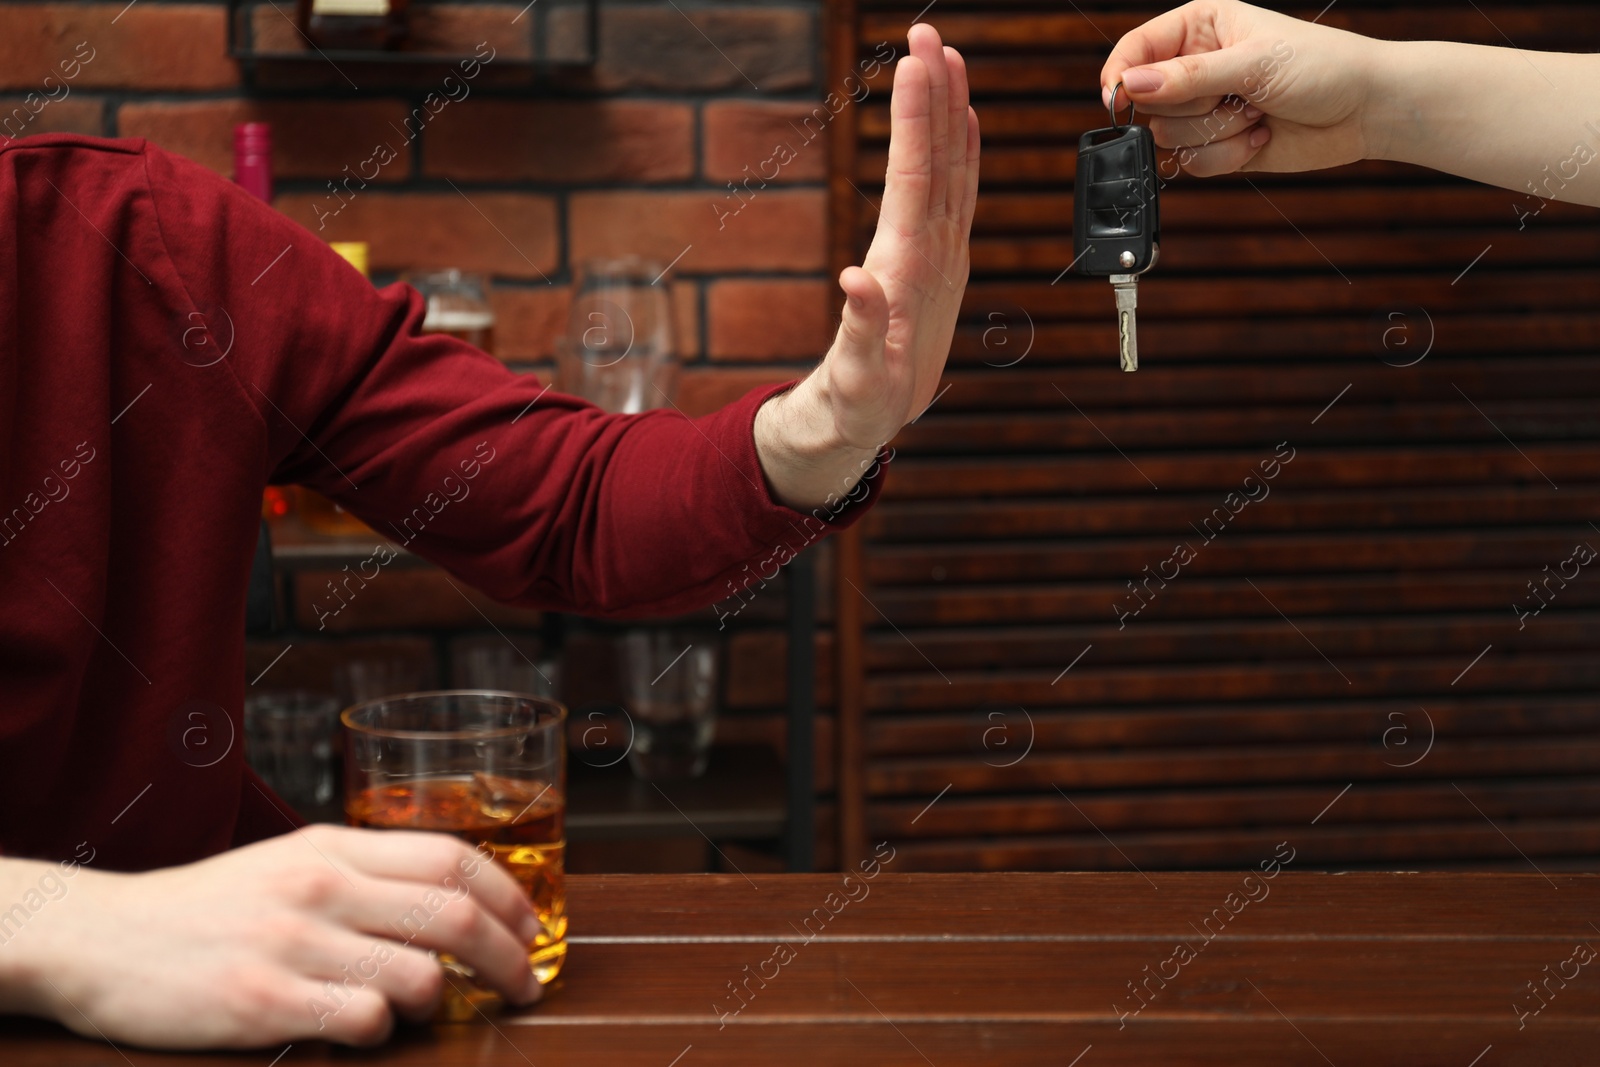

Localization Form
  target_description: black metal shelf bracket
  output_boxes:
[784,551,816,872]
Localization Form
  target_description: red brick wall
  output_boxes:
[0,0,837,410]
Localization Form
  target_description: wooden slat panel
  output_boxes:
[944,314,1600,364]
[881,449,1598,498]
[886,361,1600,408]
[893,819,1600,870]
[869,736,1600,794]
[958,274,1600,319]
[965,227,1600,272]
[873,779,1600,836]
[861,577,1600,626]
[866,655,1600,707]
[862,619,1600,672]
[868,531,1600,582]
[834,0,1600,872]
[860,143,1597,193]
[894,404,1600,451]
[959,188,1599,234]
[865,486,1599,539]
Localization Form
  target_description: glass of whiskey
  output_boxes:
[342,690,567,1020]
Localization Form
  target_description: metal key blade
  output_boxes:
[1110,273,1139,373]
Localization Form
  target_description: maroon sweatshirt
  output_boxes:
[0,135,873,870]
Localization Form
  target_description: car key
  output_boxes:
[1074,83,1161,372]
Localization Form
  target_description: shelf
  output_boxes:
[567,744,786,842]
[255,514,817,869]
[226,0,596,69]
[266,513,429,572]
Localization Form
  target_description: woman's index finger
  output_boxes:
[1100,3,1226,102]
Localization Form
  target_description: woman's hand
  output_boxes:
[1101,1,1600,203]
[2,827,542,1048]
[1100,0,1384,177]
[754,23,979,510]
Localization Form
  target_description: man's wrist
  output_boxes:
[754,377,881,512]
[759,376,843,461]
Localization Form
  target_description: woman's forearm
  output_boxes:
[1368,39,1600,208]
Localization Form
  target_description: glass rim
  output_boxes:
[401,268,485,284]
[575,255,669,285]
[340,689,567,741]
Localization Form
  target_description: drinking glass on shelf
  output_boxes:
[244,691,340,813]
[557,256,677,414]
[406,269,496,356]
[344,691,567,1019]
[619,631,717,781]
[452,635,560,700]
[334,654,429,708]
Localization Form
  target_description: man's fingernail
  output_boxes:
[1122,68,1164,94]
[847,294,864,310]
[1249,125,1272,148]
[519,969,543,1005]
[1243,105,1262,121]
[1101,84,1112,109]
[519,915,541,944]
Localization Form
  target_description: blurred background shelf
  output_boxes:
[224,0,597,70]
[567,744,786,842]
[265,513,430,571]
[255,513,818,870]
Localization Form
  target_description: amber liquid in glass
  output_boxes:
[348,775,566,1017]
[429,315,495,356]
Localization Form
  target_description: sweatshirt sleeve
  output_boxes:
[139,142,885,618]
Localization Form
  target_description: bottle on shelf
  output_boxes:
[234,122,273,202]
[329,241,371,278]
[233,122,300,525]
[299,241,377,538]
[295,0,409,51]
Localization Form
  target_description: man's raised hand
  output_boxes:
[754,23,979,510]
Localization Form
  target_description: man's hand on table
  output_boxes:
[754,24,979,512]
[0,827,541,1048]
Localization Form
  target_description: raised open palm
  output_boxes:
[814,23,980,451]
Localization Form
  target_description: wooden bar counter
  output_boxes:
[6,871,1599,1065]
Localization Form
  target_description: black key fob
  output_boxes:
[1074,121,1160,276]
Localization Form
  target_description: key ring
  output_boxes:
[1108,81,1136,129]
